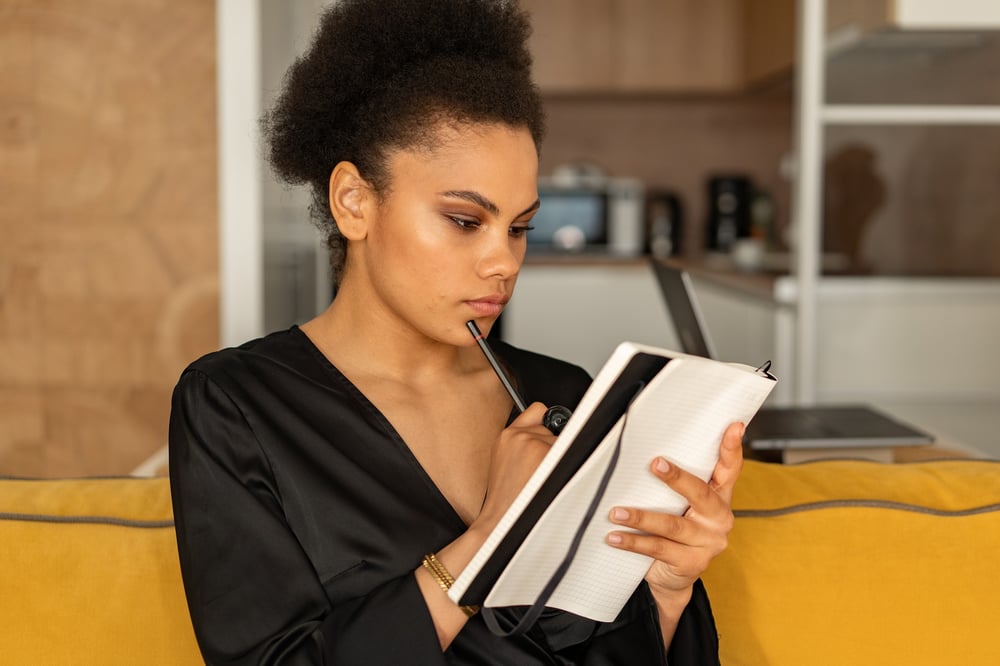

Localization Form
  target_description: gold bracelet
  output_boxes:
[422,552,480,618]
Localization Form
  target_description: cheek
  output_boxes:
[391,228,454,287]
[374,218,460,297]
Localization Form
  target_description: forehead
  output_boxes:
[385,121,539,191]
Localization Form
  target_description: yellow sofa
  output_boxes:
[703,458,1000,666]
[1,475,202,665]
[3,458,999,665]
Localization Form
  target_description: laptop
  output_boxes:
[650,259,935,457]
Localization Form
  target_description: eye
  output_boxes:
[509,225,535,238]
[447,215,480,231]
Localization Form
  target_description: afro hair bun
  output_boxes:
[264,0,541,187]
[261,0,544,284]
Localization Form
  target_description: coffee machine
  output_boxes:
[645,190,683,258]
[704,175,753,252]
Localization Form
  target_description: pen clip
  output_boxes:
[755,360,776,380]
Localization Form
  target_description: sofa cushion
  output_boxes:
[0,476,202,664]
[702,459,1000,666]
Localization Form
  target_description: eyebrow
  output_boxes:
[439,190,540,219]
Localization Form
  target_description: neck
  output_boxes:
[301,283,482,384]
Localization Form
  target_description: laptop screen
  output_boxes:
[650,259,717,359]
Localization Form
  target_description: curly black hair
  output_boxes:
[262,0,545,285]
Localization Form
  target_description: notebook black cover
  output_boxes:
[457,352,670,605]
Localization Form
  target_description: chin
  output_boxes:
[453,315,494,345]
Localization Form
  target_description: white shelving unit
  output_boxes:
[789,0,1000,404]
[217,0,334,348]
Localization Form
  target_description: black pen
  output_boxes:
[466,320,573,434]
[466,320,528,412]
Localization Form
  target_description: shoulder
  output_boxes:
[168,327,335,461]
[170,327,337,418]
[490,340,593,410]
[179,327,314,387]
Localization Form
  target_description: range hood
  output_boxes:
[822,0,1000,105]
[825,29,1000,105]
[889,0,1000,30]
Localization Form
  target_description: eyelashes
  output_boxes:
[446,216,534,237]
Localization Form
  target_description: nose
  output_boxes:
[476,229,522,280]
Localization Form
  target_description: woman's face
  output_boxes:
[354,122,539,346]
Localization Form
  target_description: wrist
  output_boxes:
[415,530,492,648]
[648,581,694,619]
[421,552,479,617]
[424,523,491,592]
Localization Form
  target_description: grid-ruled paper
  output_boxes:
[482,355,774,621]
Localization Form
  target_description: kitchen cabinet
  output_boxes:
[521,1,1000,93]
[522,0,744,93]
[520,0,983,94]
[742,0,897,82]
[746,0,1000,85]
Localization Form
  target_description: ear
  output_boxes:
[328,161,372,241]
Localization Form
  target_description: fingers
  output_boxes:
[605,504,726,576]
[499,403,557,455]
[607,506,697,547]
[509,401,551,429]
[710,422,745,504]
[605,443,740,557]
[476,403,557,531]
[606,457,732,542]
[647,456,723,519]
[638,423,743,511]
[603,424,744,591]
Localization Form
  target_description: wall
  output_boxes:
[539,93,795,258]
[0,1,218,477]
[540,91,1000,277]
[824,125,1000,276]
[821,29,1000,276]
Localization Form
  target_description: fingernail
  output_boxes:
[611,507,629,522]
[655,457,671,473]
[607,533,623,545]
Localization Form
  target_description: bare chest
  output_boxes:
[364,383,512,524]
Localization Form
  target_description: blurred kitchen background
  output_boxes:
[2,0,998,476]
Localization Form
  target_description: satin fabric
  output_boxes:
[169,326,720,664]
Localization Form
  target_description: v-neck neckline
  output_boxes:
[290,325,492,531]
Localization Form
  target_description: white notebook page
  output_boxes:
[483,357,772,620]
[450,345,775,621]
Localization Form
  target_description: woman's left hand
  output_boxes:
[606,422,745,602]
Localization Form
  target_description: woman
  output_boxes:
[168,1,742,663]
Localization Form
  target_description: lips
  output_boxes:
[465,294,509,317]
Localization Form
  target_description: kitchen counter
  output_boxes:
[506,255,1000,457]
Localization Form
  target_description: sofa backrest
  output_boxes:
[0,475,203,664]
[703,458,1000,666]
[7,460,998,665]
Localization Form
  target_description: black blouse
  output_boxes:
[168,327,720,665]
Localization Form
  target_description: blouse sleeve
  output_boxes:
[666,579,721,665]
[168,369,446,665]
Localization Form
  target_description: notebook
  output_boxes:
[650,259,935,454]
[449,341,776,626]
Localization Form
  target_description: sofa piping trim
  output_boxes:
[735,500,1000,518]
[0,512,174,529]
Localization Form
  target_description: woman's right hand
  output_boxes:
[417,402,559,646]
[470,402,557,538]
